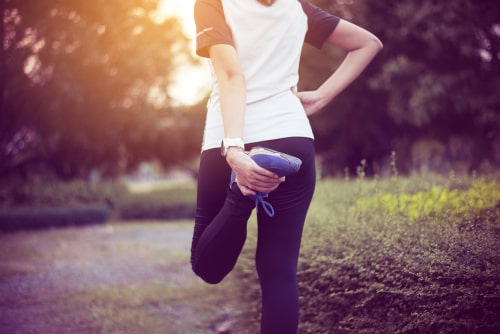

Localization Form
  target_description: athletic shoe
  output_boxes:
[230,147,302,217]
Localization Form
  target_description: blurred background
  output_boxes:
[1,0,499,183]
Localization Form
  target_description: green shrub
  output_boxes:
[117,182,196,220]
[357,178,500,222]
[235,175,500,333]
[0,206,111,232]
[0,179,197,222]
[0,179,121,209]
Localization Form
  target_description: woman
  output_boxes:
[190,0,382,333]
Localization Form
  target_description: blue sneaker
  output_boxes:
[230,147,302,217]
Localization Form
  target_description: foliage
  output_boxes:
[117,182,196,221]
[357,178,500,222]
[235,175,500,333]
[0,0,203,179]
[307,0,500,175]
[0,206,110,232]
[0,178,197,229]
[0,178,120,209]
[2,0,499,179]
[368,1,500,127]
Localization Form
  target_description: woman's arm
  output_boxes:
[297,19,383,116]
[209,44,282,195]
[209,44,247,139]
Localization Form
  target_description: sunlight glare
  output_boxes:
[156,0,195,36]
[155,0,209,106]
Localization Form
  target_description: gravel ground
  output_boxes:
[0,222,245,334]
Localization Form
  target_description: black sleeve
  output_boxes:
[194,0,234,58]
[299,0,340,49]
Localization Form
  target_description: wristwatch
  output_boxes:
[221,137,245,157]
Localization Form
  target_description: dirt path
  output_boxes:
[0,222,247,334]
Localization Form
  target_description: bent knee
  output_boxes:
[192,263,226,285]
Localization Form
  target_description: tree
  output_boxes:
[301,0,396,176]
[368,0,500,172]
[1,0,200,179]
[304,0,500,175]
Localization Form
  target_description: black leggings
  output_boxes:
[190,137,316,334]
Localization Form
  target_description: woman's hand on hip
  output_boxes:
[293,88,328,117]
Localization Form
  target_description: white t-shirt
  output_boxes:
[194,0,339,151]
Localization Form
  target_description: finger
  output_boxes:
[250,175,280,187]
[245,185,256,196]
[252,180,283,193]
[253,166,279,179]
[248,178,281,190]
[238,183,256,196]
[249,173,285,185]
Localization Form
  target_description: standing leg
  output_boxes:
[252,138,316,334]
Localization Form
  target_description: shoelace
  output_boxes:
[251,192,275,217]
[231,171,276,217]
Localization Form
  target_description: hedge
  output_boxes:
[0,206,111,232]
[234,175,500,333]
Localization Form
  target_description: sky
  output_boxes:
[156,0,210,106]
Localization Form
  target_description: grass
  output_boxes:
[64,281,237,334]
[235,173,500,333]
[1,172,499,333]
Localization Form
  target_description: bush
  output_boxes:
[0,179,120,209]
[117,182,196,220]
[0,178,197,228]
[0,206,111,232]
[357,178,500,222]
[234,174,500,333]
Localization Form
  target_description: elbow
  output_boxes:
[369,35,383,54]
[375,38,384,52]
[374,35,384,52]
[346,35,383,55]
[220,70,246,86]
[229,71,247,84]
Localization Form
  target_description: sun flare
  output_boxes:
[156,0,196,36]
[156,0,209,106]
